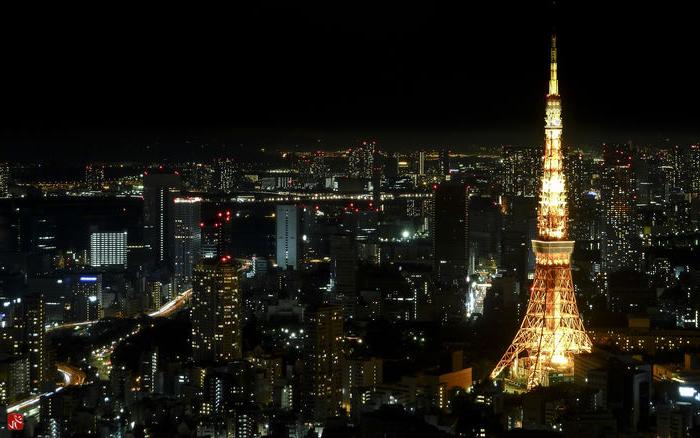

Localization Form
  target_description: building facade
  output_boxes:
[190,259,242,364]
[90,230,127,268]
[276,205,300,270]
[172,197,202,291]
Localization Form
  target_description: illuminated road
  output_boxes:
[226,191,433,204]
[10,290,192,416]
[46,288,193,333]
[7,363,86,414]
[147,288,192,318]
[57,362,86,386]
[46,320,98,333]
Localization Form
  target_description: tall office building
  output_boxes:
[432,182,469,286]
[190,259,242,364]
[90,230,128,268]
[501,145,542,197]
[501,196,538,293]
[216,159,236,193]
[671,144,683,189]
[309,151,329,178]
[439,148,450,176]
[418,150,426,175]
[72,275,103,321]
[201,210,233,260]
[467,196,502,271]
[143,170,182,265]
[677,144,700,195]
[601,144,638,272]
[0,355,29,403]
[84,164,105,190]
[367,142,383,206]
[348,141,375,178]
[172,197,202,291]
[0,162,9,197]
[22,293,47,394]
[276,205,300,270]
[330,233,357,307]
[146,277,164,311]
[302,305,344,422]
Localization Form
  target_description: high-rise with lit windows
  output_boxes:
[303,305,344,422]
[85,163,105,190]
[601,143,638,272]
[432,182,469,286]
[216,158,236,193]
[0,162,9,197]
[72,275,103,321]
[172,197,202,291]
[22,293,47,394]
[276,205,300,270]
[190,258,241,364]
[143,170,182,265]
[348,141,375,178]
[90,230,128,268]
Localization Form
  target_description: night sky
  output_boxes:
[0,2,698,159]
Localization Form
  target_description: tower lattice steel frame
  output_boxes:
[491,35,592,390]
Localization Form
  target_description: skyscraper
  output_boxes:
[216,159,236,193]
[601,143,638,272]
[72,275,103,321]
[201,210,233,260]
[303,305,344,422]
[348,141,375,178]
[330,233,357,309]
[90,230,128,268]
[687,144,700,195]
[439,148,450,176]
[0,162,9,197]
[492,35,592,390]
[276,205,300,270]
[501,145,541,197]
[309,151,329,178]
[467,196,502,271]
[190,258,242,364]
[143,170,182,265]
[432,182,469,286]
[668,143,700,196]
[22,293,47,394]
[172,197,202,291]
[84,163,105,190]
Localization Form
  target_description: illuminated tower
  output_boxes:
[491,35,592,390]
[22,293,47,394]
[190,258,242,364]
[172,197,202,291]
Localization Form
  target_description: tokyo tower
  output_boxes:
[490,35,592,390]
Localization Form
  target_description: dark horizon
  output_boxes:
[1,2,699,159]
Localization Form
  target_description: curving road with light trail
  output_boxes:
[147,288,192,318]
[8,289,192,416]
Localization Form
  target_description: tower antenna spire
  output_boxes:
[548,33,558,96]
[490,26,592,391]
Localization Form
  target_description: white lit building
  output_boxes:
[276,205,299,270]
[172,197,202,291]
[90,231,128,268]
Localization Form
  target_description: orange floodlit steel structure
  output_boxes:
[491,35,592,390]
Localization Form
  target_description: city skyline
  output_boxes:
[1,5,700,437]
